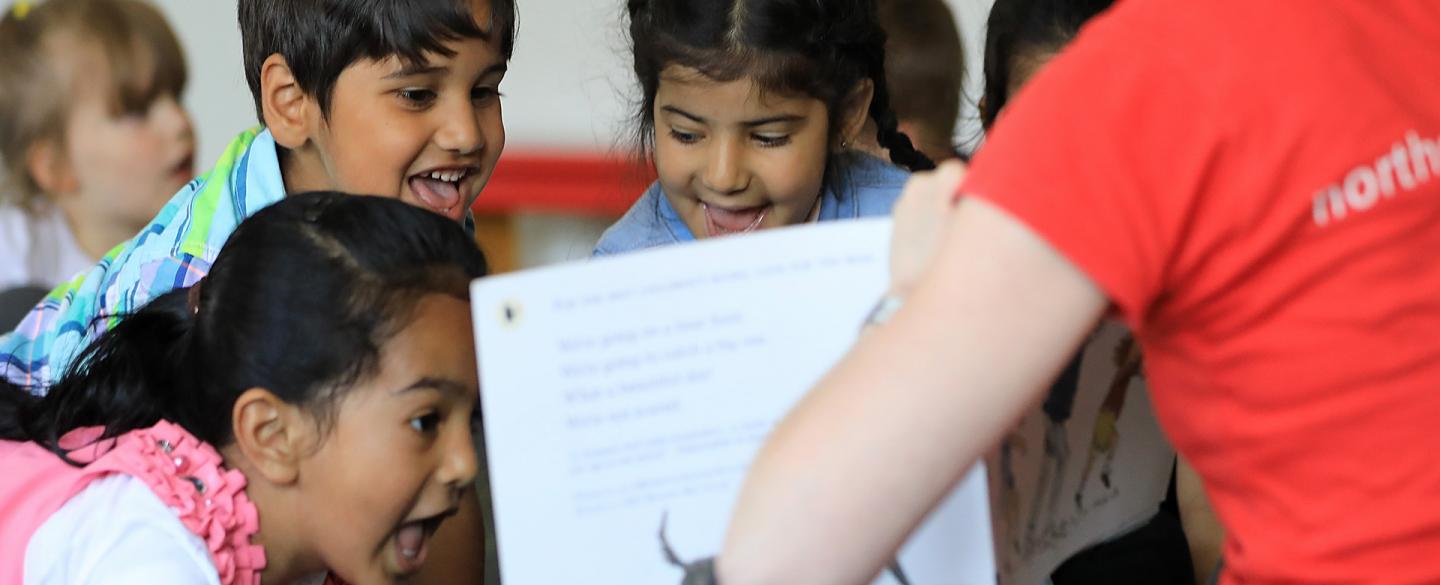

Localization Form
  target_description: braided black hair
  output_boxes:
[627,0,935,172]
[867,66,936,171]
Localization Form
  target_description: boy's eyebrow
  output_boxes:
[384,63,508,80]
[394,377,470,400]
[385,65,449,80]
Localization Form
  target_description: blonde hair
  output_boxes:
[0,0,187,212]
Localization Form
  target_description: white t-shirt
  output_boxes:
[24,474,220,585]
[0,203,94,291]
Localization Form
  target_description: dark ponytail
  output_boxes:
[0,192,488,458]
[628,0,934,172]
[0,290,194,455]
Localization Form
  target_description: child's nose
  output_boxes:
[155,96,194,143]
[435,102,485,156]
[702,139,748,196]
[440,423,481,490]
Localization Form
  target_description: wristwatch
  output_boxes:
[862,293,905,329]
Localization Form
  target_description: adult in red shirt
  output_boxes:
[718,1,1440,584]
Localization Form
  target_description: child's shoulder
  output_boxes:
[0,205,35,265]
[834,153,910,218]
[593,181,681,256]
[0,203,85,291]
[28,474,222,584]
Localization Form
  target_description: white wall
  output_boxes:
[1,0,993,166]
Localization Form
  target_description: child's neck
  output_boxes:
[221,447,329,583]
[279,147,333,196]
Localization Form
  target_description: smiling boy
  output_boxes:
[1,0,515,389]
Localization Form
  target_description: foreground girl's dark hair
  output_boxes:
[0,192,488,457]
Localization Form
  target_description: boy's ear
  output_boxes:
[232,387,316,486]
[839,79,876,148]
[259,54,315,150]
[26,140,79,196]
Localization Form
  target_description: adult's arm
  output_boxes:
[719,177,1108,584]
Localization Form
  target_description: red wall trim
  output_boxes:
[470,151,656,217]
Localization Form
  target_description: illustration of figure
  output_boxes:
[1023,355,1084,554]
[998,429,1029,554]
[659,512,915,584]
[1073,335,1144,510]
[660,513,718,585]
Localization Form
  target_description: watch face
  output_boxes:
[864,295,905,328]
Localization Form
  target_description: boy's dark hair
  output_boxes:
[627,0,935,172]
[877,0,964,158]
[238,0,518,122]
[0,192,488,457]
[981,0,1113,129]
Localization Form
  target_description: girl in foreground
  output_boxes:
[0,192,487,584]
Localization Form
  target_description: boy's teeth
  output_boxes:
[425,170,466,183]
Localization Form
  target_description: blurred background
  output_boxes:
[0,0,993,272]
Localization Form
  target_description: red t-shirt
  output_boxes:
[962,1,1440,582]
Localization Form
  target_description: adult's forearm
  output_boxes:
[719,199,1106,584]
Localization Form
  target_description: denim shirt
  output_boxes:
[593,153,910,256]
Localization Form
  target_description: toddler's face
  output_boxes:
[62,46,195,234]
[297,294,481,583]
[288,0,506,223]
[652,67,832,239]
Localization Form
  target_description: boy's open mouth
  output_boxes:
[702,202,769,237]
[393,507,456,575]
[409,167,473,222]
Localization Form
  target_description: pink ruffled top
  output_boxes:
[0,421,266,584]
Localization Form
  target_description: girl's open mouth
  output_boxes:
[702,202,769,237]
[393,510,453,574]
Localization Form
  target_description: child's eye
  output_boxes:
[472,86,503,104]
[753,133,791,148]
[398,88,438,108]
[110,99,152,122]
[668,128,702,145]
[410,412,442,434]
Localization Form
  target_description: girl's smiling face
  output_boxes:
[652,66,836,239]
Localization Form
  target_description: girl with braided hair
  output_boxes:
[593,0,933,256]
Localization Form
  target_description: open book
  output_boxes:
[471,219,1172,584]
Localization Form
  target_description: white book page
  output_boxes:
[472,219,995,585]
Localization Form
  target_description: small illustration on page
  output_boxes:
[658,512,917,585]
[1073,335,1143,511]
